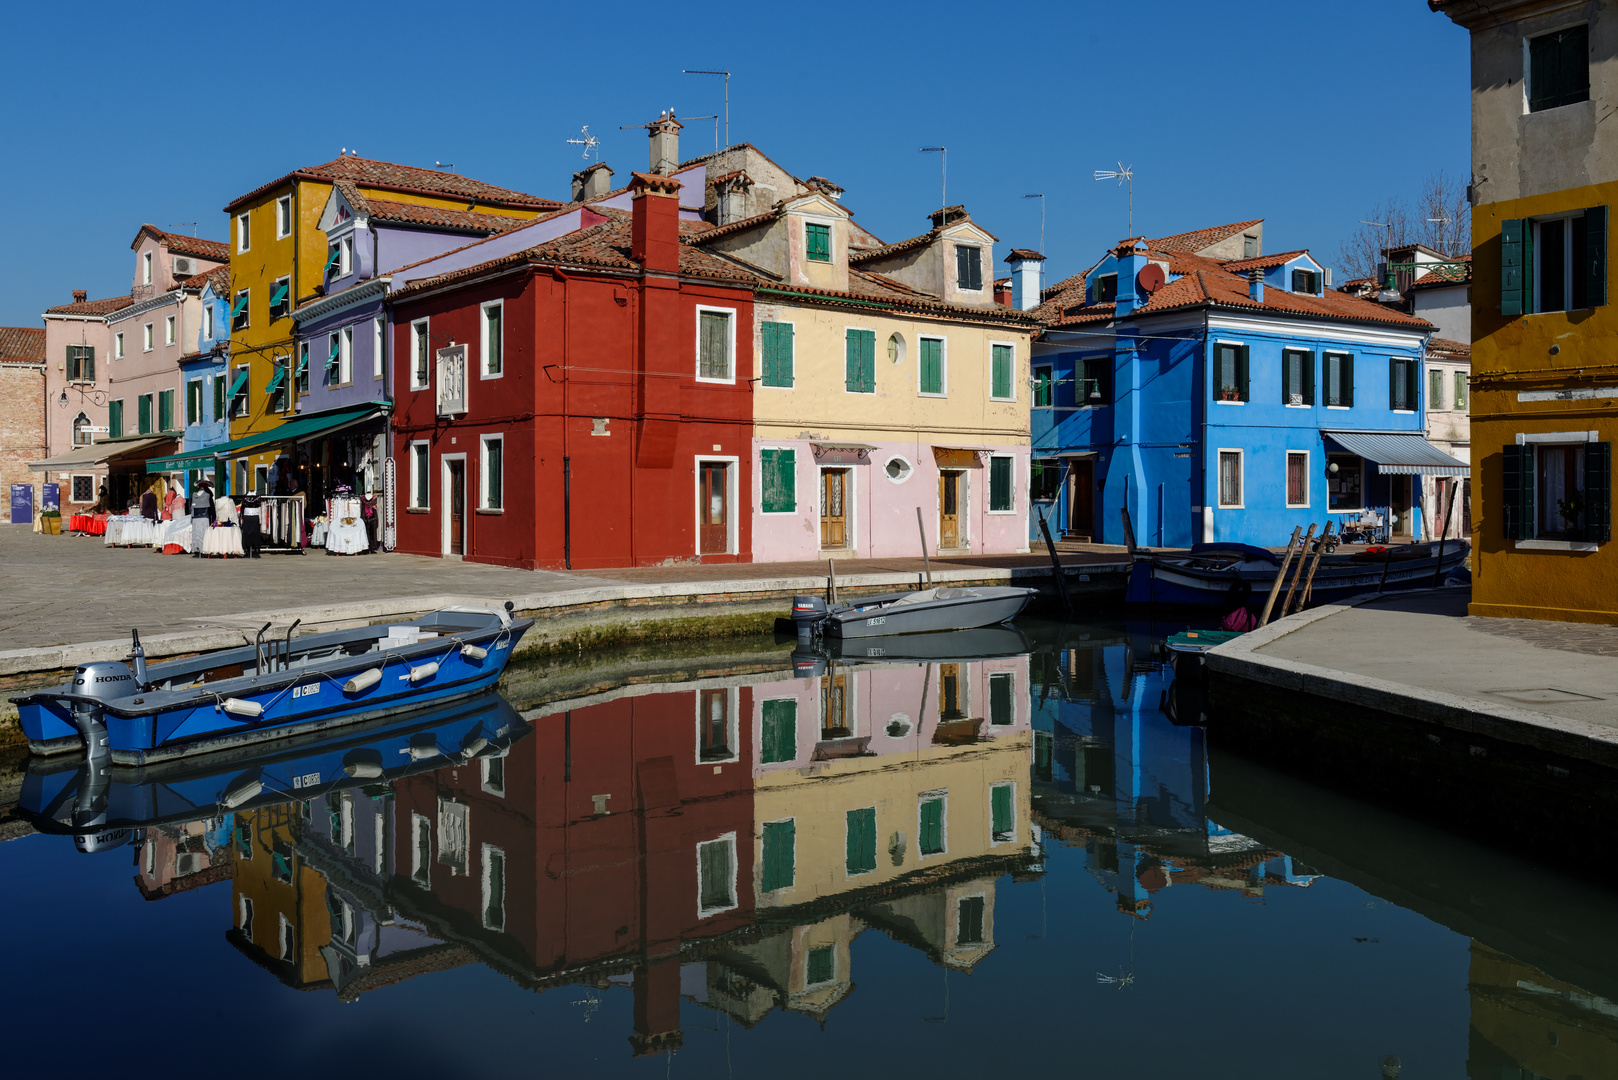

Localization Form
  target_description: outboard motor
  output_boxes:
[790,595,827,646]
[67,661,136,766]
[127,628,148,688]
[69,756,131,853]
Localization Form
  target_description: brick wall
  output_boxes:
[0,363,46,522]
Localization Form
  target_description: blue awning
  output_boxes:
[1324,431,1469,477]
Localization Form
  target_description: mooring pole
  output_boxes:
[1037,504,1073,617]
[915,506,932,587]
[827,558,837,605]
[1280,524,1317,617]
[1260,527,1303,626]
[1431,481,1461,588]
[1295,523,1334,612]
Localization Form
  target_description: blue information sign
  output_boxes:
[42,483,59,511]
[9,484,34,524]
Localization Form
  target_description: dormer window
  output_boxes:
[1291,269,1321,295]
[325,237,352,280]
[955,245,983,291]
[1094,274,1118,304]
[142,251,152,286]
[806,222,831,263]
[1243,234,1258,258]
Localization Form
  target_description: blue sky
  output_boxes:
[0,0,1468,327]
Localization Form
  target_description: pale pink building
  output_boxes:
[40,289,130,508]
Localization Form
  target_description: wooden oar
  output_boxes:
[1293,523,1334,614]
[1280,524,1317,617]
[1259,527,1303,626]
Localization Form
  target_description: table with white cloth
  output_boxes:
[199,524,245,557]
[104,514,140,546]
[122,519,163,547]
[324,498,369,555]
[160,516,193,553]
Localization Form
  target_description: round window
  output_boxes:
[887,332,907,364]
[885,456,913,483]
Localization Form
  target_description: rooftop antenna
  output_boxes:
[684,115,719,154]
[1359,221,1404,302]
[682,70,730,148]
[1093,163,1134,236]
[435,160,456,172]
[1022,194,1045,255]
[565,125,600,162]
[169,221,198,237]
[920,147,946,223]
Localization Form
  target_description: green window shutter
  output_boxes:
[1283,351,1297,404]
[806,945,834,985]
[1501,219,1524,316]
[1390,359,1404,409]
[1585,442,1612,542]
[1303,351,1314,405]
[806,223,830,262]
[159,390,173,432]
[845,807,876,874]
[761,449,796,514]
[846,329,875,393]
[761,819,795,892]
[992,344,1012,398]
[920,338,943,394]
[1034,366,1052,407]
[1586,206,1608,307]
[1502,444,1534,540]
[861,329,875,392]
[1237,346,1249,401]
[213,375,226,419]
[1410,360,1421,411]
[1343,354,1354,407]
[761,321,794,387]
[108,400,123,438]
[919,799,944,855]
[761,698,797,763]
[991,785,1013,838]
[845,329,859,392]
[990,456,1012,511]
[85,346,95,383]
[137,395,151,434]
[989,672,1013,725]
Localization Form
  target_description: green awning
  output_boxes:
[264,366,287,394]
[144,404,386,473]
[270,282,289,306]
[324,247,341,274]
[329,338,340,361]
[294,352,308,376]
[227,368,249,397]
[229,294,247,318]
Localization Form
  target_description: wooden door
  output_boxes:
[698,688,731,762]
[447,460,465,555]
[700,462,729,554]
[939,471,961,548]
[1391,475,1412,537]
[820,670,850,738]
[1069,460,1094,539]
[820,468,849,549]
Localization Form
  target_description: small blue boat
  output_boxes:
[19,692,529,853]
[11,605,532,766]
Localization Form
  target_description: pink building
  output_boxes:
[40,289,130,508]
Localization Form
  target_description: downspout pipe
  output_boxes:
[553,267,571,569]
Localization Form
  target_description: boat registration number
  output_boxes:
[867,617,886,626]
[291,772,321,789]
[292,683,320,699]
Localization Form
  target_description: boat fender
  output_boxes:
[461,735,490,758]
[223,698,262,718]
[407,662,439,683]
[342,750,385,780]
[406,733,442,760]
[343,668,383,694]
[221,775,264,808]
[460,644,488,661]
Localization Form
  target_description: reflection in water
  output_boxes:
[13,622,1618,1075]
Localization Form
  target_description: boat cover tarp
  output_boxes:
[1188,542,1280,565]
[1324,431,1470,477]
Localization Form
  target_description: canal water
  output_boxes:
[3,619,1614,1079]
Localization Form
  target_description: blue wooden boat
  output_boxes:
[18,692,529,854]
[11,605,532,766]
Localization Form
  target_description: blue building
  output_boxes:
[1021,220,1463,548]
[178,267,233,492]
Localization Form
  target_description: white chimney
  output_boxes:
[1006,249,1046,311]
[648,111,682,176]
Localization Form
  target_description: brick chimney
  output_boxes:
[993,278,1013,305]
[73,289,87,303]
[571,161,615,202]
[631,172,683,273]
[647,111,682,175]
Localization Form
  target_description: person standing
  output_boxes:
[240,490,263,558]
[190,479,214,558]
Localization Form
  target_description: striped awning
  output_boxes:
[1325,431,1470,477]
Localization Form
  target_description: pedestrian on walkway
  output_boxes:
[190,480,215,557]
[241,490,263,558]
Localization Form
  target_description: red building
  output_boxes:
[388,171,756,569]
[389,684,758,1054]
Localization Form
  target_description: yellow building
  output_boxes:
[226,804,335,989]
[219,156,554,485]
[1435,1,1616,621]
[1466,941,1618,1077]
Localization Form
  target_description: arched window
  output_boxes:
[72,413,92,446]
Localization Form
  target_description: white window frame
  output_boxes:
[236,212,250,254]
[802,215,836,264]
[1282,347,1311,407]
[695,832,739,917]
[340,325,353,385]
[480,300,504,379]
[373,316,384,380]
[142,251,152,286]
[239,896,253,940]
[1217,448,1245,509]
[986,453,1016,515]
[115,331,125,359]
[440,453,467,557]
[164,315,175,346]
[339,235,353,277]
[70,473,95,503]
[410,812,432,889]
[410,319,430,391]
[230,364,249,417]
[202,304,213,342]
[694,685,740,764]
[989,340,1017,402]
[409,440,430,509]
[479,434,504,511]
[275,195,291,239]
[694,454,740,555]
[143,323,154,352]
[917,791,949,859]
[233,289,250,331]
[883,454,913,485]
[270,275,291,320]
[480,751,507,797]
[954,242,985,293]
[694,305,737,385]
[1213,338,1248,405]
[481,843,507,931]
[186,377,203,426]
[1285,450,1310,509]
[916,334,948,397]
[1429,366,1446,411]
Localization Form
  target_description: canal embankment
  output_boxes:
[1204,588,1618,871]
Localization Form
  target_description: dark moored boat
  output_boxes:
[1125,541,1469,608]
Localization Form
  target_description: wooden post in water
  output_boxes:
[1280,524,1317,617]
[1037,504,1073,617]
[1377,545,1394,594]
[827,559,837,605]
[1430,481,1461,588]
[1260,527,1303,626]
[1293,523,1333,614]
[915,507,932,587]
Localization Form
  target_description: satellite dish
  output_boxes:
[1138,264,1166,294]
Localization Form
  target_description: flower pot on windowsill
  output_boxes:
[1219,389,1239,401]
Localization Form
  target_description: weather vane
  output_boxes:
[567,125,601,162]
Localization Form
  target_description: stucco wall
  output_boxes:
[1413,284,1472,343]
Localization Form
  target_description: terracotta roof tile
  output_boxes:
[0,326,45,360]
[45,294,134,316]
[131,225,231,262]
[684,208,782,244]
[1145,218,1262,254]
[182,265,232,294]
[226,155,557,213]
[1222,249,1309,272]
[1005,248,1045,262]
[1427,337,1471,361]
[363,197,528,234]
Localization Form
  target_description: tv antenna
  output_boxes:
[920,147,946,222]
[435,161,456,172]
[169,221,198,237]
[684,115,719,154]
[565,126,600,162]
[1023,194,1044,255]
[682,69,730,148]
[1094,163,1134,235]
